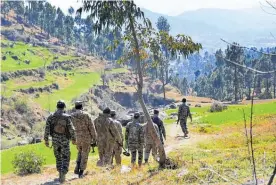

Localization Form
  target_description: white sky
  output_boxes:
[48,0,261,16]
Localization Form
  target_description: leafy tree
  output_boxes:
[78,0,168,166]
[225,43,244,102]
[156,16,170,32]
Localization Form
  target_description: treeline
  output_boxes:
[193,46,276,101]
[1,1,124,61]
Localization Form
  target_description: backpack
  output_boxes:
[50,113,71,139]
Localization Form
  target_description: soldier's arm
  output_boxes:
[188,107,192,121]
[139,126,145,146]
[177,105,182,122]
[125,124,129,148]
[110,120,122,145]
[117,121,124,143]
[154,124,160,139]
[88,114,97,143]
[160,119,166,139]
[67,117,76,142]
[44,115,52,142]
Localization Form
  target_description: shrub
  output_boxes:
[14,100,29,114]
[12,151,45,175]
[210,102,227,112]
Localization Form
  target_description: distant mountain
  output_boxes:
[142,8,276,51]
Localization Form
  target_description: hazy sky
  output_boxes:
[48,0,261,16]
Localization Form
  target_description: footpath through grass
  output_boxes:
[0,142,98,174]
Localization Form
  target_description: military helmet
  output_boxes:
[110,110,116,115]
[57,100,66,109]
[103,107,111,114]
[134,112,140,119]
[75,100,83,106]
[154,109,159,114]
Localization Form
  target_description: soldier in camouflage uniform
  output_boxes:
[152,110,166,144]
[177,98,192,137]
[71,101,97,178]
[144,122,160,163]
[94,108,122,166]
[110,110,123,165]
[44,100,76,183]
[125,112,144,167]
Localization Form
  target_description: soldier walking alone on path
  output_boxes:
[152,110,166,145]
[94,108,122,166]
[44,100,76,183]
[177,98,192,138]
[125,112,144,167]
[70,101,97,178]
[110,110,123,166]
[144,121,160,163]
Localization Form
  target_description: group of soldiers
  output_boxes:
[44,98,192,183]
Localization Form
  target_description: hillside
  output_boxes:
[0,11,190,149]
[142,7,276,50]
[1,2,276,185]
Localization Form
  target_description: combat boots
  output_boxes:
[79,170,84,178]
[59,171,66,183]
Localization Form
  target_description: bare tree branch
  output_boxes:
[221,38,276,56]
[260,1,276,15]
[267,163,276,185]
[219,55,276,74]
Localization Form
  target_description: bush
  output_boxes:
[210,102,227,112]
[12,151,45,175]
[14,100,29,114]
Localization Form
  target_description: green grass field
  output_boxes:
[35,72,101,111]
[1,40,77,72]
[0,142,98,174]
[164,101,276,126]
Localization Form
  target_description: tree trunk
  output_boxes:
[234,66,238,102]
[128,14,166,167]
[273,62,276,99]
[161,60,166,100]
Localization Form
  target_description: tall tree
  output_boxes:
[78,0,167,166]
[225,43,244,102]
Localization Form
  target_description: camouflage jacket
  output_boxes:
[70,110,97,144]
[144,123,160,145]
[44,109,76,141]
[152,115,166,140]
[94,113,122,144]
[125,120,144,147]
[178,103,192,120]
[111,118,124,143]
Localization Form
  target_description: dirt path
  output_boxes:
[1,124,213,185]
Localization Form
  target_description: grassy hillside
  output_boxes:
[1,40,77,72]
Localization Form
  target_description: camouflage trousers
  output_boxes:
[144,143,157,162]
[112,143,122,165]
[52,135,71,174]
[75,141,91,171]
[98,140,115,166]
[129,144,143,165]
[180,119,188,135]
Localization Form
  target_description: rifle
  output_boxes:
[91,142,97,153]
[75,151,81,174]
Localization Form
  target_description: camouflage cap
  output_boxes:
[75,101,83,106]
